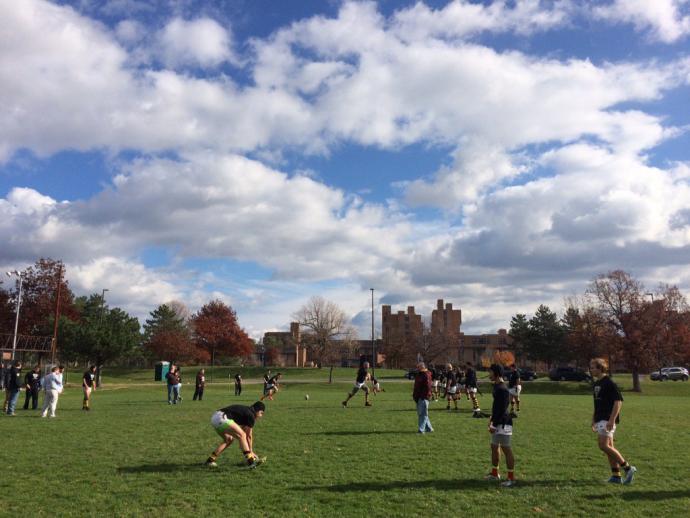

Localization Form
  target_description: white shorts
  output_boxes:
[595,420,616,437]
[211,411,233,432]
[447,385,458,395]
[509,386,522,396]
[432,380,439,389]
[351,382,369,394]
[467,387,477,394]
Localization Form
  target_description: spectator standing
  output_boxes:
[23,365,41,410]
[234,373,242,396]
[413,361,434,434]
[41,365,64,418]
[6,360,22,415]
[193,369,206,401]
[166,366,180,404]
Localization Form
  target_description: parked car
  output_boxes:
[650,367,689,381]
[404,369,419,380]
[516,367,538,381]
[548,366,591,382]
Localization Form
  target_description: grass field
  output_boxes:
[2,370,689,517]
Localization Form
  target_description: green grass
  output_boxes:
[3,372,689,517]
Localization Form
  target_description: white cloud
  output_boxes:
[390,0,573,42]
[593,0,690,43]
[155,17,235,68]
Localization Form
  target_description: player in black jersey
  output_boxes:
[465,362,483,417]
[590,358,636,484]
[430,365,441,401]
[444,363,459,410]
[342,362,372,407]
[260,373,282,401]
[206,401,266,468]
[82,365,97,411]
[486,364,516,487]
[507,364,521,416]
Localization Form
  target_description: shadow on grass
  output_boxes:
[296,478,601,492]
[117,463,205,474]
[302,430,417,436]
[621,489,690,501]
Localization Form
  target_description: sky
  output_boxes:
[2,0,690,340]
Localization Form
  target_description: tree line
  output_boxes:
[0,259,254,380]
[510,270,690,392]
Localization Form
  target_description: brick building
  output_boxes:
[382,299,519,368]
[260,323,383,367]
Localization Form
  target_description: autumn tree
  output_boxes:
[192,300,254,364]
[561,303,617,368]
[293,296,356,367]
[641,285,690,372]
[588,270,650,392]
[2,258,78,337]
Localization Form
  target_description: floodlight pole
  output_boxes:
[646,292,662,374]
[6,270,24,361]
[371,288,375,376]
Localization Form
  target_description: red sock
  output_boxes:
[508,470,515,481]
[491,467,499,477]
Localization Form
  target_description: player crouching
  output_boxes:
[206,401,266,469]
[343,362,372,407]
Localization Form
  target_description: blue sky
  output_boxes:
[2,0,690,339]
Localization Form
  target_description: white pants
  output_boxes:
[41,389,59,417]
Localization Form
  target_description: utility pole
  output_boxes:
[371,288,375,376]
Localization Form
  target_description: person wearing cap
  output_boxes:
[205,401,266,468]
[485,364,516,487]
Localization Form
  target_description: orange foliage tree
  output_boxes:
[192,300,254,363]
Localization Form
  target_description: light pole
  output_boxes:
[6,270,24,361]
[370,288,375,376]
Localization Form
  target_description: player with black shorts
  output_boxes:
[206,401,266,468]
[342,362,372,407]
[590,358,636,484]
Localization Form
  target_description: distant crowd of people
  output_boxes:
[1,360,98,417]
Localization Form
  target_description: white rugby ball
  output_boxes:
[305,394,310,400]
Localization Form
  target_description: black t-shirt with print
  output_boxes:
[593,375,623,423]
[356,367,368,384]
[83,371,95,388]
[445,370,457,386]
[219,405,257,428]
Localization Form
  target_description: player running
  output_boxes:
[205,401,266,469]
[507,364,521,417]
[342,362,372,407]
[82,365,97,411]
[590,358,636,484]
[445,363,459,411]
[260,373,282,401]
[465,362,483,418]
[485,364,516,487]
